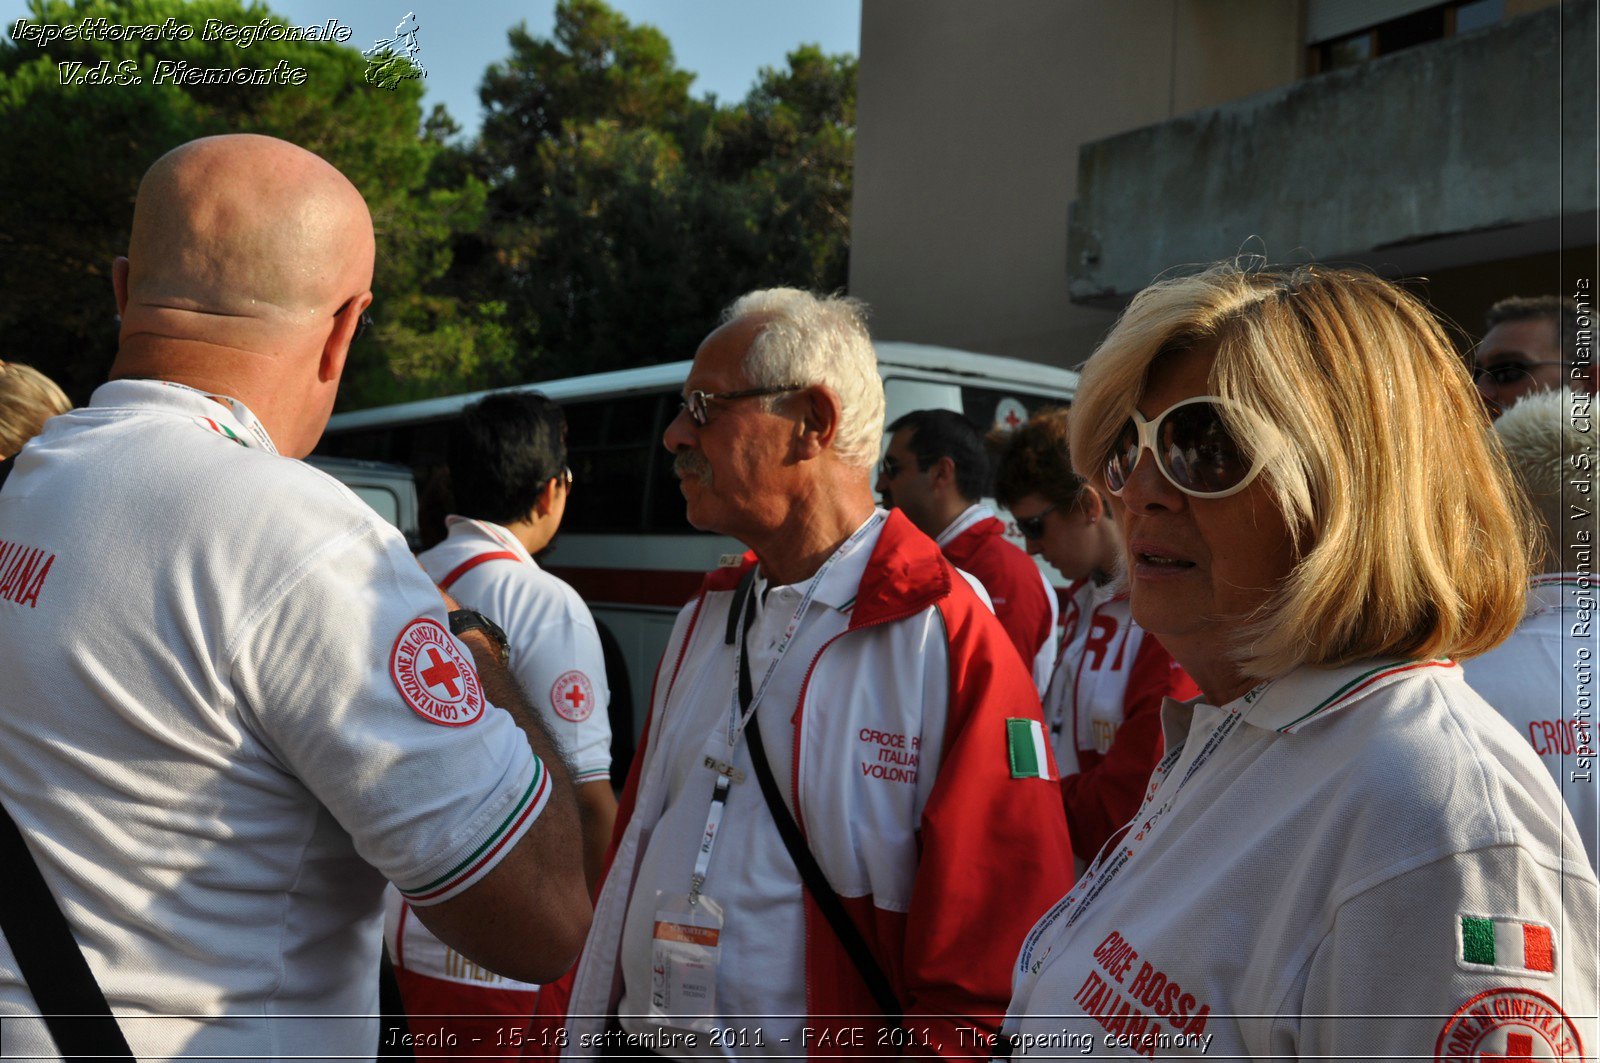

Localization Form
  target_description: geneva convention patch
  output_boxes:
[391,618,486,727]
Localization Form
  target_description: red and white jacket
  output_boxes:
[535,511,1075,1059]
[937,506,1058,694]
[1049,581,1199,863]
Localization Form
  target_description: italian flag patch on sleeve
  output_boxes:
[1007,718,1053,781]
[1459,915,1555,975]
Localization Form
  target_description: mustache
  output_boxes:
[674,451,712,483]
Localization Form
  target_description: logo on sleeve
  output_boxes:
[390,618,485,727]
[1458,915,1556,977]
[551,670,595,722]
[1435,987,1582,1060]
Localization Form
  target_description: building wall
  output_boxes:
[850,0,1586,365]
[849,0,1300,368]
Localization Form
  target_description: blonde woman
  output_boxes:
[1001,263,1596,1059]
[0,360,71,460]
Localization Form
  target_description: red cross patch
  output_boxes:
[1435,987,1583,1060]
[390,618,485,727]
[551,670,596,722]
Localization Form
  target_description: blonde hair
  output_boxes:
[0,361,72,460]
[1495,388,1598,573]
[1068,261,1537,678]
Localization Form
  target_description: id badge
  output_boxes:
[650,892,724,1032]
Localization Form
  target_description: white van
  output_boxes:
[317,343,1078,776]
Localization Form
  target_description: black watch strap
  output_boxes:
[448,608,509,664]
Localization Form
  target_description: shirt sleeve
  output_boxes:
[499,578,613,785]
[229,519,546,907]
[1281,844,1598,1061]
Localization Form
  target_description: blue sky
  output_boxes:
[4,1,861,133]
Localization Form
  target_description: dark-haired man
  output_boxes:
[1475,295,1590,417]
[387,391,617,1048]
[877,408,1058,691]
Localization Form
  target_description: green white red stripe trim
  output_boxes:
[1276,659,1455,733]
[399,758,550,904]
[1459,915,1556,975]
[195,416,247,446]
[1531,574,1595,590]
[1007,717,1053,780]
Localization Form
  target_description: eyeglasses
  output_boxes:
[1104,395,1265,499]
[1014,505,1058,541]
[878,454,908,480]
[554,465,573,488]
[336,297,374,344]
[1472,361,1566,388]
[680,384,805,426]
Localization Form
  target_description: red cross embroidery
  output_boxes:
[1004,408,1022,428]
[564,683,587,710]
[421,648,462,698]
[1484,1032,1535,1062]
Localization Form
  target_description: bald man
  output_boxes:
[0,135,590,1060]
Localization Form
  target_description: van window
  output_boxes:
[564,393,697,536]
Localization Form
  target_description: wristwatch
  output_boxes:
[448,608,510,665]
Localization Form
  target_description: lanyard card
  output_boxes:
[650,892,725,1032]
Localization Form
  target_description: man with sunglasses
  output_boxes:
[389,391,617,1052]
[1475,295,1589,418]
[0,136,590,1060]
[541,288,1074,1058]
[993,409,1199,869]
[876,409,1058,693]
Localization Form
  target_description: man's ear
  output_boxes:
[929,455,957,491]
[321,291,372,384]
[112,257,130,315]
[796,384,842,460]
[531,474,559,519]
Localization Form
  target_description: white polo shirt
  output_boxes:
[1464,574,1598,871]
[0,380,546,1060]
[1003,659,1597,1060]
[420,516,613,784]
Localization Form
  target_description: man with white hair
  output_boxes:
[1465,388,1598,870]
[0,135,589,1059]
[546,289,1075,1057]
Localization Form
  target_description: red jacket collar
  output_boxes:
[937,514,1006,569]
[696,509,951,627]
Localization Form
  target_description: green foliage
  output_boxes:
[0,0,508,407]
[469,0,856,382]
[0,0,857,409]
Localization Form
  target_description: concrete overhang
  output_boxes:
[1067,0,1596,305]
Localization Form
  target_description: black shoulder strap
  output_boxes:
[744,713,904,1021]
[733,578,904,1022]
[0,801,136,1060]
[0,450,136,1060]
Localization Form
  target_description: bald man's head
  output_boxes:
[121,134,373,329]
[111,135,376,456]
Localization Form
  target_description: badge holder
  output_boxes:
[649,892,724,1034]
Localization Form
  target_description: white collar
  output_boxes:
[1161,657,1460,740]
[935,503,993,547]
[754,509,884,614]
[443,515,536,567]
[90,378,279,454]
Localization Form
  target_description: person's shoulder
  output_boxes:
[1305,666,1568,857]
